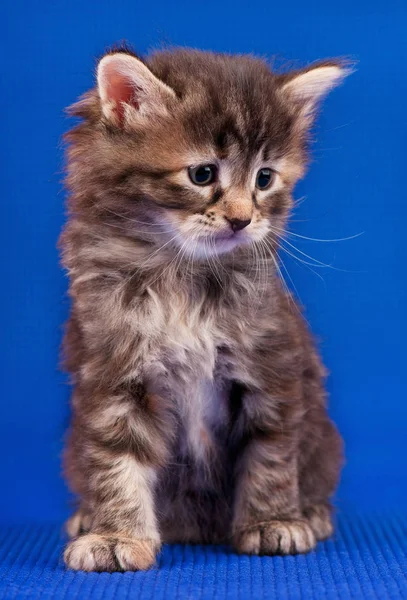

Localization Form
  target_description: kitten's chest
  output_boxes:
[144,290,230,460]
[150,290,222,377]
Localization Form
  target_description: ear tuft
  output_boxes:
[280,61,352,120]
[97,52,176,126]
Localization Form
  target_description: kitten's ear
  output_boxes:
[97,52,176,127]
[279,61,351,125]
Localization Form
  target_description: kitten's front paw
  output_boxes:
[64,533,159,572]
[233,519,316,556]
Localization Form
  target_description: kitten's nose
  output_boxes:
[225,217,252,232]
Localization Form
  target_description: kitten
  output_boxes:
[60,46,349,572]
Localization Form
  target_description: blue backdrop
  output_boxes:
[1,0,406,525]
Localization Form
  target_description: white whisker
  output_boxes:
[293,195,308,208]
[279,246,327,286]
[270,224,364,244]
[116,233,180,295]
[205,239,224,291]
[256,240,269,301]
[101,221,173,236]
[148,238,190,289]
[261,237,305,321]
[102,206,173,229]
[271,233,347,270]
[277,242,331,269]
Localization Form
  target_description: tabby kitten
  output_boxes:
[61,46,349,572]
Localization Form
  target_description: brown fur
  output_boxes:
[60,46,346,571]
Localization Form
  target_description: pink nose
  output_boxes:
[225,217,252,232]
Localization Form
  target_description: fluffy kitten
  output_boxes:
[60,46,349,572]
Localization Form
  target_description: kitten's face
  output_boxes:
[123,108,298,259]
[147,127,296,258]
[69,50,347,261]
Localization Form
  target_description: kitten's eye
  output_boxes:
[188,164,217,186]
[256,168,275,190]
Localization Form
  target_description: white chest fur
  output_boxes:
[141,286,228,462]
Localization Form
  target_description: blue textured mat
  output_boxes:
[0,512,406,599]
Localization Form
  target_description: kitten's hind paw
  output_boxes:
[65,510,91,539]
[233,519,316,556]
[64,533,159,572]
[303,503,334,541]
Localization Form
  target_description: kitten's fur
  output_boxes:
[60,46,349,572]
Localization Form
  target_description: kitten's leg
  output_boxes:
[64,387,171,572]
[231,430,316,555]
[229,375,317,555]
[64,457,159,572]
[231,359,341,554]
[299,416,343,541]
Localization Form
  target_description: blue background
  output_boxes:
[1,0,406,525]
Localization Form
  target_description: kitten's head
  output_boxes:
[67,48,349,260]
